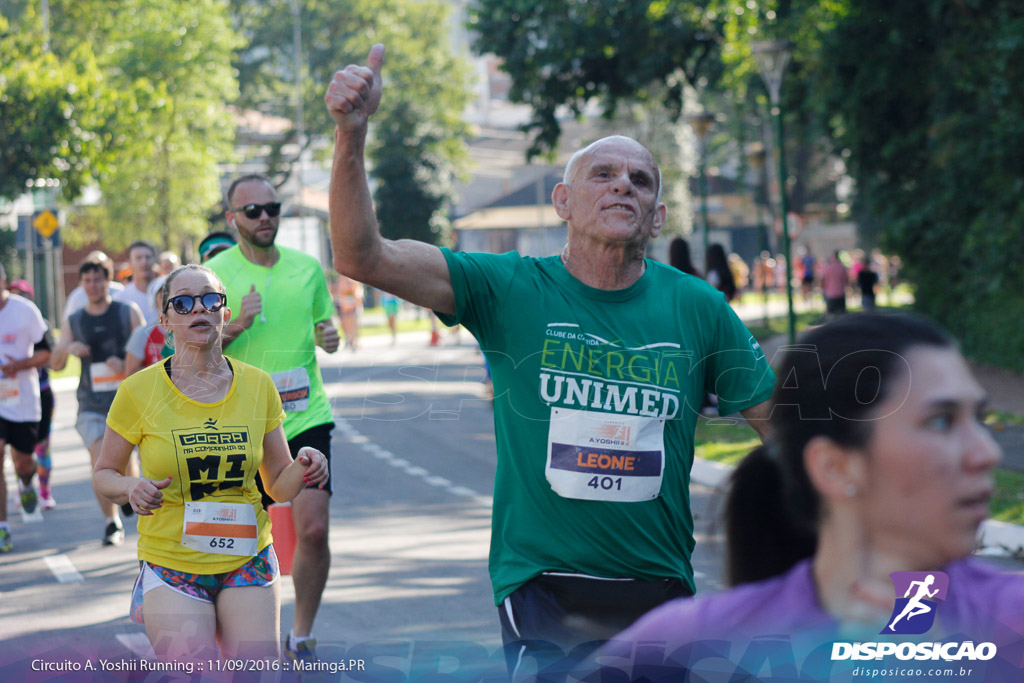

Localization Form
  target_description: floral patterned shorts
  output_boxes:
[129,544,279,624]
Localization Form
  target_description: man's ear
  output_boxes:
[553,183,571,220]
[650,203,667,239]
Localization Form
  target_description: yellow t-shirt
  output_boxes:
[107,358,285,574]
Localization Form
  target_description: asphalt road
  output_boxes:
[0,329,730,682]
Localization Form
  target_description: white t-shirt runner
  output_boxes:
[0,294,47,422]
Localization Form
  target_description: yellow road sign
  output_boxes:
[33,210,59,238]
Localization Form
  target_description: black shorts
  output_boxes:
[37,387,54,442]
[825,296,847,314]
[0,416,40,455]
[255,421,335,509]
[497,573,692,678]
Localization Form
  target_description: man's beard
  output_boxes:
[250,224,278,247]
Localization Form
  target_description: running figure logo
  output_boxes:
[882,571,949,635]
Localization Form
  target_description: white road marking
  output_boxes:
[335,417,490,504]
[44,554,83,583]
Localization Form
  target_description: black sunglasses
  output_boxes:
[233,202,282,220]
[165,292,227,315]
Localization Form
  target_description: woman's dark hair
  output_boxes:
[705,243,736,301]
[669,237,702,278]
[725,313,954,586]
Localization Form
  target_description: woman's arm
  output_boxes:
[258,426,329,503]
[93,426,171,514]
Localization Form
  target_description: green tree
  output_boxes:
[232,0,471,246]
[0,11,122,202]
[467,0,726,159]
[82,0,240,250]
[813,0,1024,368]
[10,1,240,251]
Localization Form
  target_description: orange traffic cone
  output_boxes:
[268,502,297,575]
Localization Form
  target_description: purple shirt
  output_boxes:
[592,559,1024,682]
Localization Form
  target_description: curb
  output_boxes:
[689,456,1024,558]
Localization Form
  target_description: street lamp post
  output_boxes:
[689,112,714,267]
[747,143,770,327]
[752,39,796,343]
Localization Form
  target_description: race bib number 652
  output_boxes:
[181,501,258,557]
[545,407,665,502]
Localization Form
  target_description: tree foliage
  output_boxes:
[814,0,1024,368]
[0,11,122,202]
[2,1,240,251]
[232,0,471,246]
[468,0,727,158]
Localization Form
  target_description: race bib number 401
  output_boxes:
[546,407,665,502]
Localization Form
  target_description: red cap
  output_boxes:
[8,279,34,298]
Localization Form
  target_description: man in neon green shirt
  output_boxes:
[207,174,340,662]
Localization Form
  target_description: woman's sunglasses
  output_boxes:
[233,202,282,220]
[165,292,227,315]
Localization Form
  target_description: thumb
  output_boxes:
[316,321,326,330]
[368,43,385,78]
[154,476,173,490]
[249,284,257,294]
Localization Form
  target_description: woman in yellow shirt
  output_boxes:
[94,264,328,663]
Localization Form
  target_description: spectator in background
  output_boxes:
[7,279,58,511]
[333,275,363,351]
[799,247,816,302]
[856,254,879,311]
[63,252,125,321]
[147,250,182,305]
[51,260,143,546]
[115,241,159,324]
[705,243,737,302]
[379,290,400,345]
[197,231,237,264]
[727,253,750,295]
[157,251,179,276]
[125,287,171,375]
[0,264,51,552]
[668,237,702,278]
[821,250,849,315]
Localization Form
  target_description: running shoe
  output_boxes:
[40,493,57,510]
[284,636,318,664]
[20,485,38,514]
[103,521,125,546]
[0,528,11,553]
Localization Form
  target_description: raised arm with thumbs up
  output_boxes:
[324,44,455,317]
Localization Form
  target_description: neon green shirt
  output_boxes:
[207,245,334,439]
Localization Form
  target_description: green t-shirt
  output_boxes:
[207,245,334,439]
[437,249,776,604]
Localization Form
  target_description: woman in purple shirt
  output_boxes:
[597,313,1023,682]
